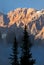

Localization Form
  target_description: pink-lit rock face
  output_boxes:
[0,8,44,39]
[7,8,37,26]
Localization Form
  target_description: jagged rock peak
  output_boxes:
[0,8,44,40]
[7,8,37,26]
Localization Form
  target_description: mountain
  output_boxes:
[7,8,44,40]
[0,8,44,43]
[0,12,9,27]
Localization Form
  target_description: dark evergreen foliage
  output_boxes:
[9,36,19,65]
[0,31,2,39]
[20,25,35,65]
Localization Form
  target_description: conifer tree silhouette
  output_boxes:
[9,36,19,65]
[20,25,35,65]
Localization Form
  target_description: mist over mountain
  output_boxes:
[0,8,44,44]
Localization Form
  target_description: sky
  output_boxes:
[0,0,44,13]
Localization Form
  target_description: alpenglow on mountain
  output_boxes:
[0,8,44,42]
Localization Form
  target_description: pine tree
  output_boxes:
[20,25,35,65]
[9,36,19,65]
[0,31,2,39]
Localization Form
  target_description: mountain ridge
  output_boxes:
[0,8,44,40]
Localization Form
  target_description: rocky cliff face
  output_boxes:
[0,8,44,40]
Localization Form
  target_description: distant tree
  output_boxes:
[0,31,2,41]
[20,25,35,65]
[0,31,1,38]
[6,31,15,43]
[9,36,19,65]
